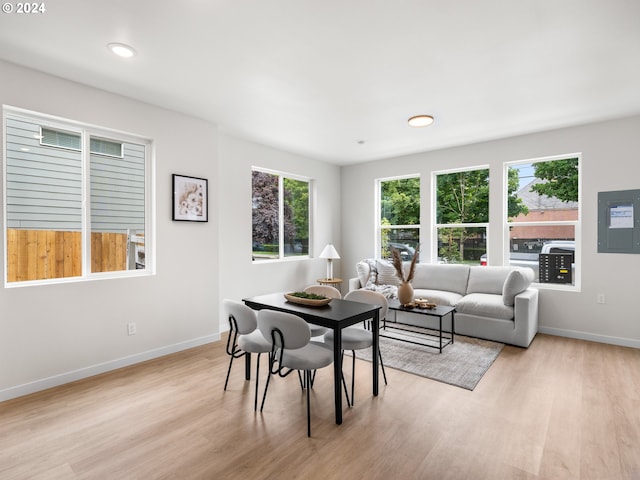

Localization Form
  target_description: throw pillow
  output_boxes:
[364,259,378,288]
[375,259,401,286]
[502,268,533,306]
[356,261,371,288]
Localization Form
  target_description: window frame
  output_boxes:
[432,166,490,265]
[251,166,312,263]
[504,153,581,291]
[3,106,155,287]
[376,174,421,260]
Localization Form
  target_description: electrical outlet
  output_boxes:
[127,322,137,335]
[597,294,606,304]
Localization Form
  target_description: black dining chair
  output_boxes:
[257,309,334,437]
[223,299,272,411]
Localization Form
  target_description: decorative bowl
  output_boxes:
[284,293,332,307]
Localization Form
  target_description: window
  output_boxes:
[505,155,580,286]
[252,168,310,261]
[378,176,420,260]
[3,108,152,284]
[434,167,489,264]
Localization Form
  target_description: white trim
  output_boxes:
[504,154,581,291]
[0,334,220,402]
[537,327,640,349]
[251,167,312,262]
[431,166,490,264]
[251,165,311,183]
[3,105,155,286]
[377,172,421,182]
[376,175,421,259]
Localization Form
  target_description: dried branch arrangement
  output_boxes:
[391,243,420,283]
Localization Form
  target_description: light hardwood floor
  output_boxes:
[1,333,639,480]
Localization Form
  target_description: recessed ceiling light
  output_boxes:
[107,42,136,58]
[408,115,434,128]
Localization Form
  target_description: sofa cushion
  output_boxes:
[466,266,513,295]
[455,293,514,320]
[411,264,470,295]
[375,259,401,286]
[502,268,534,306]
[413,289,463,307]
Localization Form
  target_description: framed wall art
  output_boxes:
[172,174,208,222]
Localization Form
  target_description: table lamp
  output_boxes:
[319,244,340,280]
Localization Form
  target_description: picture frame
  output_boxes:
[172,174,208,222]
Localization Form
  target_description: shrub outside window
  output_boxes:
[252,168,310,261]
[378,176,420,260]
[3,108,152,285]
[434,168,489,264]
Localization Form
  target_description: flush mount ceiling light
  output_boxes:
[107,42,136,58]
[408,115,435,128]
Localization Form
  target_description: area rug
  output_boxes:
[351,328,504,390]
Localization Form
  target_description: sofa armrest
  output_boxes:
[513,287,539,347]
[348,277,362,292]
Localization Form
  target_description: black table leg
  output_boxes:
[245,352,251,380]
[333,327,343,425]
[372,310,379,396]
[451,311,455,343]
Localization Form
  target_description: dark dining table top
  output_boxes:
[242,292,381,329]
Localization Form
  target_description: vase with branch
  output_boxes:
[391,244,420,305]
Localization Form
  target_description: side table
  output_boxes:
[317,277,343,292]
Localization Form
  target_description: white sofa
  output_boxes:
[349,259,539,347]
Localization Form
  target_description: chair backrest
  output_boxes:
[257,310,311,350]
[303,285,342,299]
[344,289,388,320]
[222,299,258,335]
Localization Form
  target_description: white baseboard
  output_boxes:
[0,334,220,403]
[538,326,640,349]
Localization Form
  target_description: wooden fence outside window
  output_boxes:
[6,229,133,282]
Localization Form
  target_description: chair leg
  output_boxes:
[341,372,351,407]
[224,354,234,391]
[305,370,312,437]
[260,359,273,412]
[379,350,388,385]
[350,350,357,406]
[337,351,351,407]
[253,353,261,411]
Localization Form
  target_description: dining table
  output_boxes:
[242,292,381,425]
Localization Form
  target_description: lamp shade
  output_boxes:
[319,244,340,259]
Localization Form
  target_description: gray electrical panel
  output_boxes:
[598,189,640,254]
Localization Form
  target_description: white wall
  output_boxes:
[217,133,342,326]
[341,115,640,348]
[0,61,220,400]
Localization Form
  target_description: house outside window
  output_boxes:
[3,108,153,285]
[252,168,310,261]
[505,155,580,287]
[434,167,489,264]
[378,175,420,260]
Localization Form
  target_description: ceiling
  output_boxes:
[1,0,639,166]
